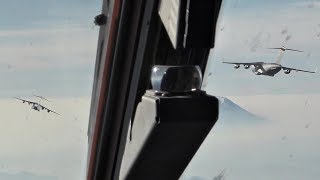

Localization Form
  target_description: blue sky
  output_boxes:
[0,0,100,29]
[0,0,101,98]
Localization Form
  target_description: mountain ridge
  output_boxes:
[216,96,264,124]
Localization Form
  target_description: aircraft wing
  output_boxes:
[282,67,315,73]
[223,61,263,65]
[14,97,37,105]
[222,61,263,67]
[38,104,60,115]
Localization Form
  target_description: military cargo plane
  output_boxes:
[14,97,60,115]
[223,46,316,76]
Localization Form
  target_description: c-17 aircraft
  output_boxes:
[223,46,316,76]
[14,97,60,115]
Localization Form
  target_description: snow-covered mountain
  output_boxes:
[217,96,263,125]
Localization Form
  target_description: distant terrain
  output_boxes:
[0,171,57,180]
[181,169,226,180]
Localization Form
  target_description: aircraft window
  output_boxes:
[182,0,320,179]
[0,1,101,179]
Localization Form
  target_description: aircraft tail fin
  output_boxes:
[275,50,285,64]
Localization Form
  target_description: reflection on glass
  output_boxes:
[0,1,101,179]
[182,0,320,179]
[151,65,202,92]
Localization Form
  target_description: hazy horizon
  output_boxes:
[0,97,91,179]
[182,93,320,180]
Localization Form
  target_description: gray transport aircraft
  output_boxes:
[223,46,316,76]
[14,97,60,115]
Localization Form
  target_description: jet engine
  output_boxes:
[253,68,262,75]
[284,69,291,74]
[254,71,262,75]
[244,65,250,69]
[234,64,240,69]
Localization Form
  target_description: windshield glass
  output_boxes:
[182,0,320,179]
[0,1,100,179]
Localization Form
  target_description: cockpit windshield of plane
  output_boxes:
[0,1,101,179]
[182,0,320,179]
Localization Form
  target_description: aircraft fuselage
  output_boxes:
[252,63,282,76]
[32,104,41,111]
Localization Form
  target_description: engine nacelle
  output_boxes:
[254,71,262,75]
[234,64,240,69]
[253,68,262,75]
[284,69,291,74]
[244,65,250,69]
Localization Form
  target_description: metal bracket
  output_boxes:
[94,14,107,26]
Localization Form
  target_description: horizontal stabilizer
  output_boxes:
[268,47,303,52]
